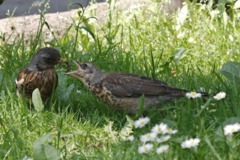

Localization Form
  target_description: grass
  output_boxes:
[1,0,240,159]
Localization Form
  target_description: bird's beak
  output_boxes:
[58,58,71,72]
[65,61,81,77]
[58,58,67,64]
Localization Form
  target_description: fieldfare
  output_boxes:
[16,47,69,101]
[66,62,208,114]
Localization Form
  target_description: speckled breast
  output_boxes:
[88,83,124,109]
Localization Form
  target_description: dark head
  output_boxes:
[66,61,102,83]
[28,47,66,71]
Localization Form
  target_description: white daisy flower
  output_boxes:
[140,132,157,143]
[176,4,188,29]
[128,135,134,141]
[88,18,97,24]
[187,37,195,43]
[124,135,134,141]
[177,32,185,39]
[167,128,178,135]
[224,123,240,136]
[213,92,226,100]
[138,143,153,154]
[234,0,240,9]
[76,90,82,94]
[156,135,171,143]
[186,92,202,99]
[151,123,168,134]
[181,138,201,149]
[229,35,234,42]
[134,117,150,128]
[156,145,169,154]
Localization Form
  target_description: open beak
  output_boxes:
[58,58,71,72]
[65,61,81,77]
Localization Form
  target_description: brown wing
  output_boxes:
[16,68,58,100]
[101,72,187,98]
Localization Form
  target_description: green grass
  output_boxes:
[1,0,240,159]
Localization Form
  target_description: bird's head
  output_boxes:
[66,61,102,84]
[28,47,68,71]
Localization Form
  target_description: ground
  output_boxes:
[0,0,183,43]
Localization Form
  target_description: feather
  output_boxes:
[102,73,187,97]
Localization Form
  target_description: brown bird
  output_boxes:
[16,47,69,101]
[66,62,208,114]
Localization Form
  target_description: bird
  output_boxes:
[16,47,69,101]
[66,61,208,114]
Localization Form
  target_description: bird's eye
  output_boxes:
[80,63,88,70]
[43,57,54,62]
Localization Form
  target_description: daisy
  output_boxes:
[176,4,188,28]
[151,123,168,134]
[156,145,169,154]
[134,117,150,128]
[187,37,195,43]
[138,143,153,154]
[181,138,200,149]
[213,92,226,100]
[124,135,134,141]
[76,90,82,94]
[186,92,202,99]
[224,123,240,136]
[167,128,178,135]
[156,135,171,143]
[140,132,157,143]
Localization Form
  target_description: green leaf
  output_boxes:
[34,144,60,160]
[63,84,75,101]
[205,137,222,160]
[104,121,118,142]
[219,61,240,84]
[119,116,134,139]
[32,88,44,112]
[33,133,60,160]
[34,133,52,145]
[222,117,240,126]
[79,26,95,40]
[223,11,228,27]
[161,119,177,128]
[174,48,186,64]
[135,95,145,118]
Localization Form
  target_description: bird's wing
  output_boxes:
[16,68,58,99]
[101,73,187,97]
[16,69,40,96]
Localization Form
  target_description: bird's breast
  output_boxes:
[88,83,117,106]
